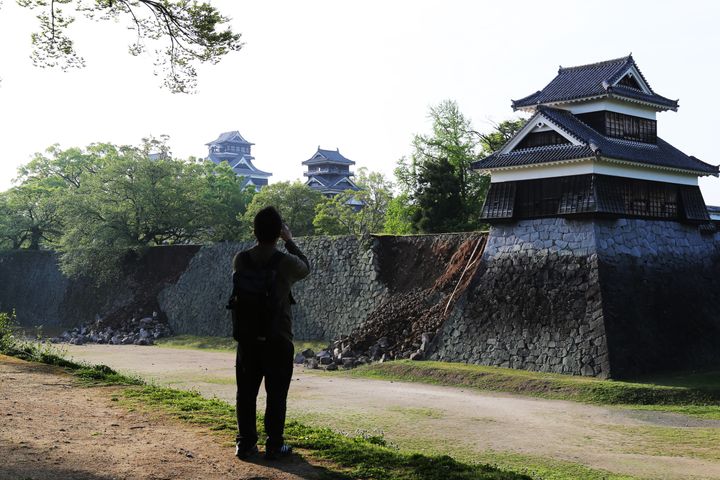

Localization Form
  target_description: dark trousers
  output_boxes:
[235,337,294,449]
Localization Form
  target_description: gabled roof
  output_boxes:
[231,156,272,177]
[206,131,254,146]
[512,55,679,112]
[305,173,361,192]
[303,147,355,166]
[473,106,718,176]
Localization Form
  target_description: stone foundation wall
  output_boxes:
[0,251,69,328]
[595,219,720,378]
[2,221,719,378]
[157,237,389,339]
[0,246,198,329]
[428,219,610,377]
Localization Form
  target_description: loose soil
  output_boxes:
[341,234,487,360]
[0,354,325,480]
[62,344,720,480]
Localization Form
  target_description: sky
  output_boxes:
[1,0,719,204]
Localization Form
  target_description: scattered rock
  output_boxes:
[53,311,172,347]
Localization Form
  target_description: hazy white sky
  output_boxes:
[1,0,719,204]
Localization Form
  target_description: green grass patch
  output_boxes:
[156,334,327,356]
[156,334,236,351]
[470,452,636,480]
[603,424,720,462]
[349,361,720,410]
[387,406,445,419]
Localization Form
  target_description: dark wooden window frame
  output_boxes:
[481,174,708,222]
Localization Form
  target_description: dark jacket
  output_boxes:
[232,240,310,342]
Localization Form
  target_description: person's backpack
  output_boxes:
[226,250,285,342]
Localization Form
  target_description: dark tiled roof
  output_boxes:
[207,153,271,177]
[303,148,355,165]
[472,144,595,169]
[306,173,360,191]
[473,107,718,175]
[512,56,678,111]
[206,131,253,146]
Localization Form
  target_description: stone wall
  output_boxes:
[429,218,720,378]
[595,219,720,378]
[0,246,199,330]
[158,237,389,339]
[2,222,719,378]
[428,219,610,377]
[0,251,69,328]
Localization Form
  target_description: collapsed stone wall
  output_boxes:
[157,235,472,340]
[428,219,610,377]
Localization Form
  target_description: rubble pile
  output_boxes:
[301,235,487,370]
[52,305,172,346]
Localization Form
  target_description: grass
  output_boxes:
[603,424,720,462]
[156,334,327,356]
[347,360,720,418]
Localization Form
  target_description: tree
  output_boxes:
[383,192,416,235]
[313,169,394,237]
[475,119,527,158]
[0,179,64,250]
[186,160,256,242]
[397,101,527,233]
[13,0,242,92]
[0,138,256,282]
[411,157,466,233]
[397,99,487,232]
[243,182,323,239]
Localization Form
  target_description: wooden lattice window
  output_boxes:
[605,112,657,143]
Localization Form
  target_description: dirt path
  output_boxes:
[63,344,720,480]
[0,354,327,480]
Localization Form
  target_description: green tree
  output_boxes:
[243,182,323,238]
[0,179,64,250]
[313,169,394,237]
[412,158,464,233]
[13,0,242,92]
[187,160,256,242]
[476,119,527,158]
[397,99,487,232]
[396,102,526,233]
[383,192,416,235]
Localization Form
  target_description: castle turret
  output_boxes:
[303,147,360,196]
[473,55,718,222]
[206,131,271,189]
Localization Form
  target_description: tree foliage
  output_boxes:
[476,119,527,158]
[1,139,254,281]
[396,101,527,233]
[382,192,416,235]
[243,182,324,239]
[396,100,487,233]
[14,0,243,92]
[313,168,394,237]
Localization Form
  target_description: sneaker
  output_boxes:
[264,444,292,460]
[235,443,259,460]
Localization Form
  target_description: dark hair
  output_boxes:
[253,206,283,244]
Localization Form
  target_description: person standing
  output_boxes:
[232,206,310,460]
